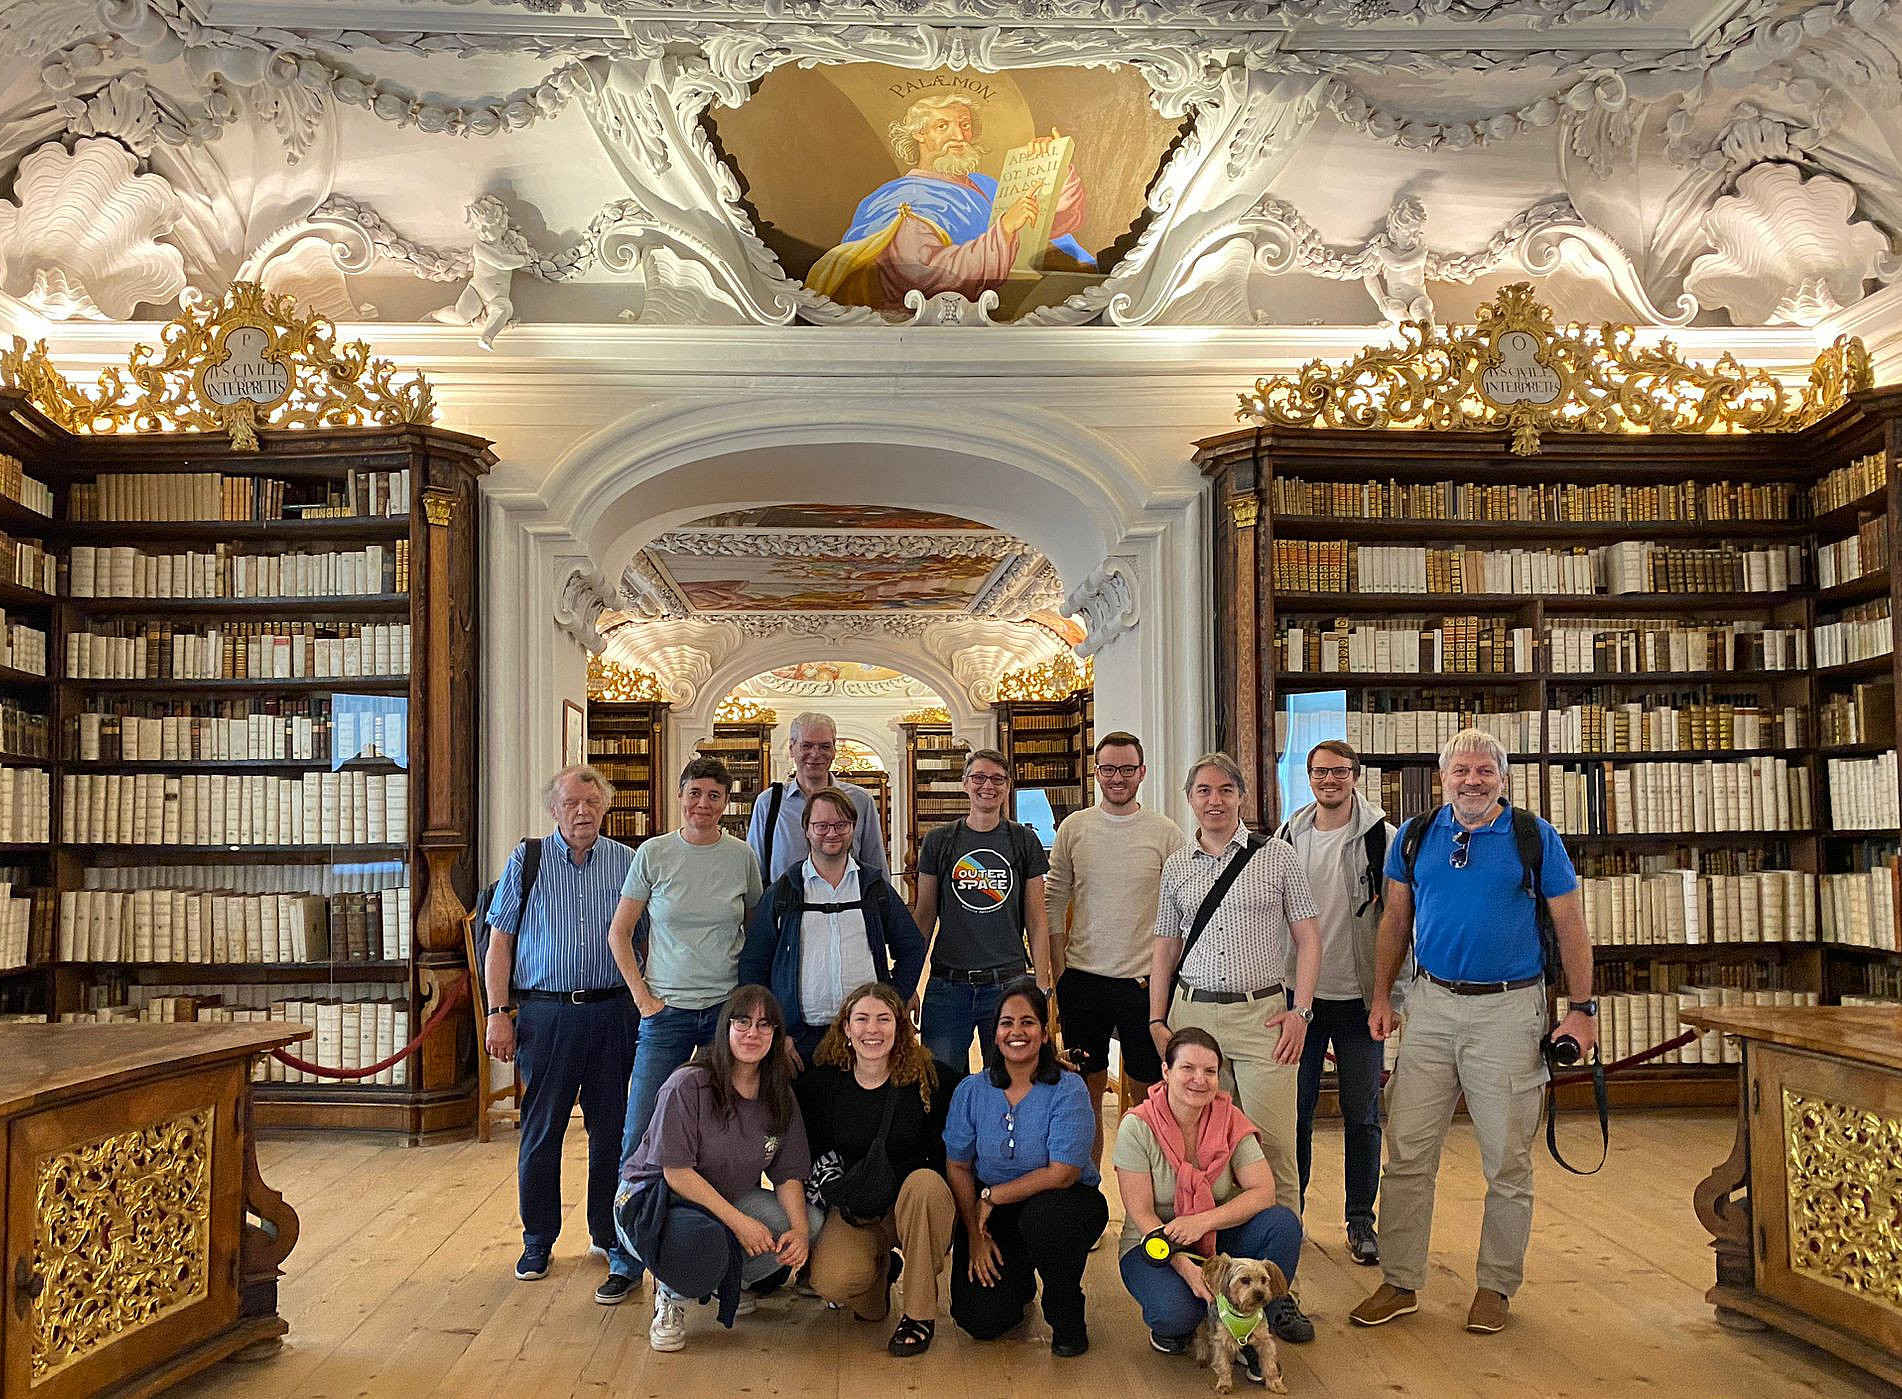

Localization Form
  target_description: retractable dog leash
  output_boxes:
[1140,1229,1207,1267]
[1141,1231,1267,1342]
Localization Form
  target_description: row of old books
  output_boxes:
[1814,600,1892,668]
[68,472,289,523]
[1278,619,1533,675]
[1811,450,1888,515]
[67,543,408,599]
[1268,477,1797,523]
[1545,703,1805,755]
[1,615,46,675]
[1817,683,1895,748]
[59,771,409,847]
[0,768,49,842]
[1578,869,1815,945]
[1546,621,1807,674]
[1824,751,1900,829]
[0,883,52,970]
[1542,757,1809,836]
[65,621,412,681]
[1598,540,1801,595]
[55,885,411,963]
[1815,516,1890,589]
[69,702,404,765]
[1820,865,1900,949]
[1556,987,1819,1067]
[1274,540,1805,596]
[0,700,48,757]
[1284,705,1540,757]
[1010,738,1077,756]
[0,531,55,593]
[0,454,52,516]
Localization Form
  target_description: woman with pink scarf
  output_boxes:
[1114,1027,1305,1358]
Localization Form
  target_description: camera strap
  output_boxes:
[1544,1046,1608,1175]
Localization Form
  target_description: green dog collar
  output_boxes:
[1216,1294,1263,1344]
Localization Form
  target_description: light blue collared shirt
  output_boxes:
[486,829,633,992]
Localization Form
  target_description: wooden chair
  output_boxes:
[463,910,521,1141]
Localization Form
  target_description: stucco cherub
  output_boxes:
[1362,195,1432,327]
[429,195,533,349]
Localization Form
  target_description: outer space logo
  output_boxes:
[949,849,1014,913]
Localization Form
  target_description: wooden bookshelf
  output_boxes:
[0,386,490,1140]
[834,764,892,864]
[697,718,774,839]
[0,454,56,1020]
[588,699,666,846]
[1196,385,1902,1106]
[996,689,1095,831]
[901,719,969,899]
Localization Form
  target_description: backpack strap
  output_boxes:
[1397,812,1430,888]
[1510,806,1557,974]
[763,780,787,877]
[512,836,542,936]
[1358,823,1389,917]
[1172,834,1268,999]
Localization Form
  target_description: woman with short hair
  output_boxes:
[796,982,957,1355]
[943,978,1108,1357]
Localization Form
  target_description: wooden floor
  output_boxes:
[173,1109,1891,1399]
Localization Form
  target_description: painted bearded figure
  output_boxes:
[808,94,1093,312]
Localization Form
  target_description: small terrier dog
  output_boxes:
[1194,1254,1290,1393]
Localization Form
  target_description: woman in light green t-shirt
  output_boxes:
[1113,1027,1307,1355]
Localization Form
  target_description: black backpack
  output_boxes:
[770,867,895,926]
[472,837,544,1001]
[1274,817,1389,918]
[1397,805,1556,974]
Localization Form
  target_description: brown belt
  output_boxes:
[1420,970,1540,996]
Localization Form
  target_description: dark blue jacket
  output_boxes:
[738,865,927,1030]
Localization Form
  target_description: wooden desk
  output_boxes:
[0,1024,305,1399]
[1681,1006,1902,1388]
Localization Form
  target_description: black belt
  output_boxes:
[1177,982,1283,1005]
[1420,971,1541,996]
[519,987,631,1004]
[931,963,1025,986]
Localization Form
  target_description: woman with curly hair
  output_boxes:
[794,981,957,1356]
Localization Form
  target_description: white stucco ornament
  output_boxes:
[0,137,186,319]
[1685,162,1901,326]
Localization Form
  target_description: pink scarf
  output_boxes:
[1129,1081,1260,1258]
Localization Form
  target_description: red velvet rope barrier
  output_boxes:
[268,976,469,1079]
[1549,1027,1700,1085]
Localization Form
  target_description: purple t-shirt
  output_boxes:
[624,1064,811,1200]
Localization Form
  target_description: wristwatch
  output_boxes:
[487,1004,515,1017]
[1572,998,1599,1017]
[979,1187,993,1204]
[1290,1004,1314,1024]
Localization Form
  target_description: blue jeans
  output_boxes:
[920,975,1011,1070]
[1118,1205,1304,1340]
[1295,995,1384,1227]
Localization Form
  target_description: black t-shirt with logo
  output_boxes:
[919,817,1050,973]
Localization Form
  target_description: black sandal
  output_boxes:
[887,1316,934,1356]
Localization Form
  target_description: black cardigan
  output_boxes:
[794,1061,954,1182]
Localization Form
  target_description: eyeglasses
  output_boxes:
[1001,1105,1016,1160]
[808,821,853,835]
[1451,828,1473,870]
[1095,764,1141,779]
[966,773,1007,788]
[1308,765,1355,781]
[730,1015,775,1033]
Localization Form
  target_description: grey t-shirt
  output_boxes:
[623,1065,811,1198]
[623,831,763,1011]
[919,817,1049,973]
[1296,821,1363,1001]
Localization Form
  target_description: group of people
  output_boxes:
[482,711,1597,1363]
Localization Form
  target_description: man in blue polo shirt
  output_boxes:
[1349,729,1596,1336]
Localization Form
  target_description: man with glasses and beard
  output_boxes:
[1275,740,1396,1269]
[1044,731,1184,1171]
[1351,728,1595,1337]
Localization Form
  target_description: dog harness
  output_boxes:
[1216,1295,1264,1345]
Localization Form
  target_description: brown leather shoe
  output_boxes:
[1349,1283,1418,1326]
[1466,1288,1509,1333]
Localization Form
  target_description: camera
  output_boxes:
[1543,1032,1582,1069]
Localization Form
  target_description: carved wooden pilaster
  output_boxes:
[1229,492,1262,825]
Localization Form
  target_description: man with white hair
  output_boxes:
[483,765,638,1299]
[807,93,1093,312]
[747,711,887,883]
[1351,728,1596,1337]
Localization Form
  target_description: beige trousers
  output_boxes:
[1168,989,1302,1215]
[807,1168,956,1322]
[1377,977,1549,1297]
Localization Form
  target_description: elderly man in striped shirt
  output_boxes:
[483,765,640,1300]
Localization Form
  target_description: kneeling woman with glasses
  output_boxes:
[616,986,825,1353]
[943,978,1108,1358]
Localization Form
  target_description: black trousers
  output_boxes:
[516,996,638,1263]
[950,1181,1108,1344]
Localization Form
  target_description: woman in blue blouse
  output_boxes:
[943,977,1109,1357]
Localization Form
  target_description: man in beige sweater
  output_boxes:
[1045,731,1186,1166]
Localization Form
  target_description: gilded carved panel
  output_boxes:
[1782,1090,1902,1311]
[31,1107,216,1381]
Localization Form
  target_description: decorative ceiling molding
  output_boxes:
[616,553,694,621]
[970,556,1066,619]
[555,565,615,651]
[1064,563,1140,658]
[647,529,1021,561]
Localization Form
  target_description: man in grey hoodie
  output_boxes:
[1275,740,1396,1268]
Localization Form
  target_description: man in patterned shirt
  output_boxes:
[1149,751,1322,1344]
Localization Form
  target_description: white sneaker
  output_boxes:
[735,1291,758,1316]
[649,1289,687,1352]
